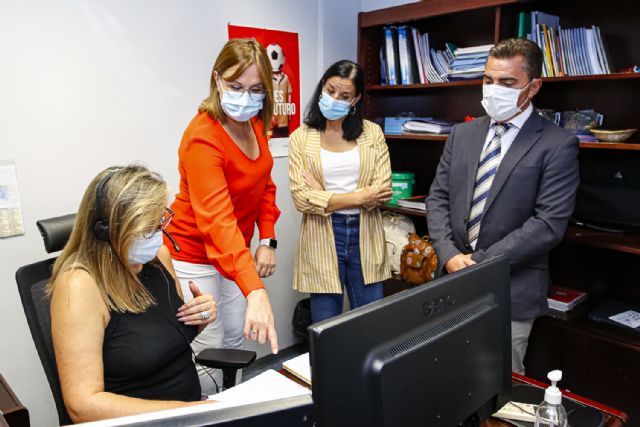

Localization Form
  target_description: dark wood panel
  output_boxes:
[359,0,517,28]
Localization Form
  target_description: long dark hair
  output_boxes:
[304,60,364,141]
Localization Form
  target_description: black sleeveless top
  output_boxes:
[102,261,201,401]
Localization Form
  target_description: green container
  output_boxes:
[388,171,415,206]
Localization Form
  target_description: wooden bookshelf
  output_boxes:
[381,204,425,217]
[361,0,640,422]
[385,133,448,142]
[564,224,640,256]
[387,136,640,149]
[579,142,640,151]
[367,72,640,91]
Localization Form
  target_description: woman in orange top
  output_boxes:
[164,38,280,394]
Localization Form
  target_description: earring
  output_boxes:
[349,106,356,115]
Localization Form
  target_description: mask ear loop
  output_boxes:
[516,79,536,111]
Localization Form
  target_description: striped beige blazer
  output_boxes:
[288,120,392,294]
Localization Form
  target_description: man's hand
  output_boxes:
[244,289,279,354]
[254,245,275,278]
[445,253,476,273]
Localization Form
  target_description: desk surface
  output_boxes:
[281,370,628,427]
[484,373,627,427]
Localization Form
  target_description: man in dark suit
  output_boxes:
[426,38,579,374]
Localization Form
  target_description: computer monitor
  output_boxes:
[308,256,512,427]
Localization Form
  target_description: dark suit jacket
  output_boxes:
[426,112,579,320]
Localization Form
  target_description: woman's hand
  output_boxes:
[244,288,279,354]
[355,186,393,208]
[254,245,276,277]
[177,281,217,326]
[302,171,323,191]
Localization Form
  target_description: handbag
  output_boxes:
[382,211,416,274]
[400,233,438,285]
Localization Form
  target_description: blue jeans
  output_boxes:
[310,213,383,323]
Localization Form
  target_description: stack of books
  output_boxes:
[447,44,493,80]
[380,26,453,85]
[548,285,588,312]
[520,11,611,77]
[402,118,455,134]
[396,194,427,211]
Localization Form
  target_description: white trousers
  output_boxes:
[511,319,535,375]
[172,260,247,395]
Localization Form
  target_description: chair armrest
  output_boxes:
[195,348,256,370]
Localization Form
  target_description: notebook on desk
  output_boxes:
[282,352,311,385]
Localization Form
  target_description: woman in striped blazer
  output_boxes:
[288,60,392,323]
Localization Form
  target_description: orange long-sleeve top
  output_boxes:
[164,111,281,296]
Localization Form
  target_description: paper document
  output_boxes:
[609,310,640,329]
[0,160,24,238]
[209,369,310,405]
[73,370,309,427]
[282,352,312,385]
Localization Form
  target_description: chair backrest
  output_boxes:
[15,214,76,426]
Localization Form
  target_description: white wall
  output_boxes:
[0,0,360,426]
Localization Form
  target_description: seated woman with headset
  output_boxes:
[49,165,217,423]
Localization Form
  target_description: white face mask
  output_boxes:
[128,231,163,265]
[220,89,265,122]
[481,81,533,122]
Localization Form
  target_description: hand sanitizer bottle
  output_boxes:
[534,370,568,427]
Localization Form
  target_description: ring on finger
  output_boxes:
[200,311,210,320]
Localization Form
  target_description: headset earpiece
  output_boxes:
[93,169,119,242]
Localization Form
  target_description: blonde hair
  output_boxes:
[199,38,274,134]
[49,165,169,313]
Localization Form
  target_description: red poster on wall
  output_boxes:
[228,24,300,142]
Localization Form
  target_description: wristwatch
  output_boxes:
[259,238,278,250]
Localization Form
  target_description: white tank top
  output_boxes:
[320,145,361,215]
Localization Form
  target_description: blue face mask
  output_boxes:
[220,89,265,122]
[318,91,352,121]
[128,231,163,265]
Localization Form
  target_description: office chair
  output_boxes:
[16,214,256,426]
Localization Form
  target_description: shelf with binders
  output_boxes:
[366,72,640,91]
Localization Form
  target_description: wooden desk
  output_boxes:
[281,370,628,426]
[0,373,29,427]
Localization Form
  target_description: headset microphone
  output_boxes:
[163,229,180,252]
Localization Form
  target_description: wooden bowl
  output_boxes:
[590,129,637,143]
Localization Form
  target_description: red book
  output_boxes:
[548,285,587,311]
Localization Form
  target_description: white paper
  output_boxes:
[609,310,640,329]
[209,369,310,405]
[74,370,310,427]
[269,137,289,158]
[282,352,311,384]
[0,160,25,237]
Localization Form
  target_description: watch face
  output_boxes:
[270,239,278,249]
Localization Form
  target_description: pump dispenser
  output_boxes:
[534,370,568,427]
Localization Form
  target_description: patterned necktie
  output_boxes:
[467,123,511,247]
